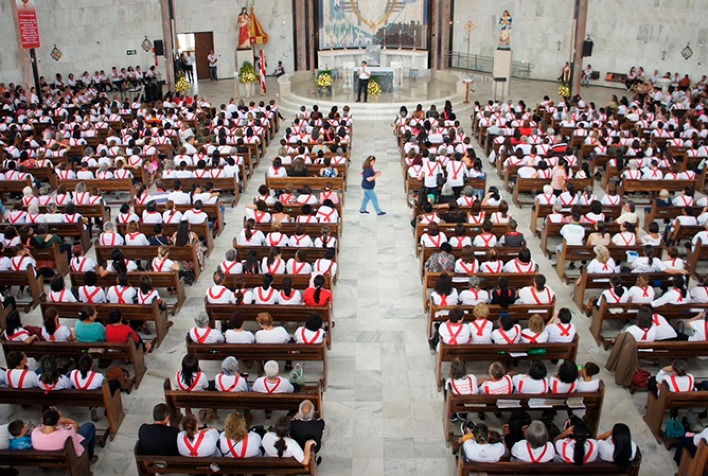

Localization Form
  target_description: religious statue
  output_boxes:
[237,7,251,50]
[498,10,512,49]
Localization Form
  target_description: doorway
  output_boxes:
[177,32,214,81]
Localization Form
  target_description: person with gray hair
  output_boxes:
[290,399,325,457]
[252,360,294,394]
[510,420,556,462]
[187,312,225,344]
[213,357,248,393]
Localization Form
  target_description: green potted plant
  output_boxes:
[316,70,333,96]
[239,61,258,97]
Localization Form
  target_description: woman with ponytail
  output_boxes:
[241,250,261,275]
[41,308,75,342]
[231,276,253,305]
[598,276,628,307]
[279,277,302,305]
[252,274,280,304]
[235,218,266,246]
[491,277,515,309]
[652,274,689,307]
[176,414,220,457]
[303,275,332,306]
[286,249,312,275]
[554,419,598,464]
[261,247,286,275]
[459,422,506,462]
[262,415,316,465]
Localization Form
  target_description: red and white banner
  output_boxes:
[16,0,41,49]
[259,50,267,94]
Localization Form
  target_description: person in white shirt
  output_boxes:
[492,314,521,345]
[652,275,689,307]
[520,314,549,344]
[575,361,602,392]
[420,223,447,248]
[182,201,209,225]
[4,351,38,389]
[546,308,576,343]
[261,415,316,465]
[624,306,657,342]
[177,415,221,457]
[459,276,489,305]
[295,314,325,344]
[554,420,599,464]
[224,315,255,344]
[41,311,75,342]
[255,312,291,344]
[219,412,263,458]
[516,275,555,305]
[253,274,280,305]
[513,361,549,394]
[459,422,507,462]
[252,360,295,393]
[188,312,225,344]
[559,212,586,250]
[692,221,708,250]
[502,248,536,274]
[510,421,556,462]
[218,249,243,276]
[436,308,471,349]
[653,359,695,394]
[213,357,249,393]
[596,423,638,466]
[478,362,513,394]
[167,181,191,205]
[611,222,637,246]
[237,220,266,246]
[548,360,579,394]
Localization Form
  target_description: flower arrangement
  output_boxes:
[558,83,571,98]
[239,61,258,84]
[368,78,382,96]
[317,71,333,88]
[175,74,190,93]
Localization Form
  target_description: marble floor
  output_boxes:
[0,74,691,476]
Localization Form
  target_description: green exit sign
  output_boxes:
[127,50,137,55]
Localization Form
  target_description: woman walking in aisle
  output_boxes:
[359,155,386,216]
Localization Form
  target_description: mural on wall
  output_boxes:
[319,0,428,50]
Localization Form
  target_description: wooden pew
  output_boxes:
[266,176,345,198]
[0,438,90,476]
[678,439,708,476]
[134,442,317,476]
[405,176,486,205]
[456,453,640,476]
[94,245,201,283]
[414,223,510,256]
[223,273,333,291]
[539,221,623,257]
[644,204,700,232]
[422,271,537,309]
[0,222,91,253]
[644,381,708,449]
[186,341,328,388]
[435,336,579,389]
[513,178,593,208]
[445,382,606,446]
[55,178,136,202]
[576,269,672,315]
[616,170,706,198]
[590,301,708,347]
[0,381,124,443]
[557,241,658,284]
[204,301,333,349]
[427,302,555,339]
[0,266,43,312]
[33,203,110,226]
[253,221,341,239]
[68,271,185,315]
[530,203,622,237]
[40,300,170,349]
[163,378,324,418]
[419,247,524,280]
[687,242,708,277]
[133,201,225,237]
[116,221,214,256]
[0,177,35,200]
[670,222,703,250]
[159,177,240,207]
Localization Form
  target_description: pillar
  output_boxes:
[160,0,176,91]
[293,0,308,71]
[438,0,453,70]
[10,0,33,94]
[571,0,588,95]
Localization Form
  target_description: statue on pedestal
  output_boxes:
[237,7,251,50]
[497,10,512,49]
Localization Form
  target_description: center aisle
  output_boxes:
[320,121,453,475]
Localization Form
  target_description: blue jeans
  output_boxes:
[360,188,382,213]
[77,422,96,459]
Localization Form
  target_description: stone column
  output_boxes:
[438,0,452,70]
[10,0,33,94]
[429,0,439,70]
[160,0,176,91]
[294,0,307,71]
[571,0,588,95]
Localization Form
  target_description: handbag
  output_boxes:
[631,368,650,389]
[665,417,686,439]
[289,363,305,386]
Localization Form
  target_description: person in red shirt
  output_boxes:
[105,310,154,353]
[303,275,332,306]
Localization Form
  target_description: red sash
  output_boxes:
[484,261,503,273]
[208,287,227,301]
[427,234,442,248]
[483,375,512,394]
[217,374,241,392]
[138,290,156,304]
[669,374,694,392]
[7,369,29,389]
[522,332,541,343]
[222,261,239,274]
[114,286,130,304]
[50,290,67,303]
[478,233,494,247]
[540,194,553,205]
[527,442,548,463]
[254,211,268,223]
[267,261,283,275]
[153,258,168,272]
[552,379,576,394]
[257,287,275,303]
[40,381,58,394]
[183,431,207,457]
[470,319,488,337]
[530,287,551,305]
[101,234,117,246]
[459,261,476,274]
[226,434,249,458]
[176,372,202,391]
[11,256,26,271]
[82,287,101,304]
[426,163,437,177]
[451,376,474,395]
[263,377,282,394]
[318,209,337,222]
[514,260,532,273]
[557,323,572,337]
[517,377,547,393]
[301,328,322,344]
[8,212,24,224]
[451,163,464,181]
[292,235,308,246]
[73,371,97,390]
[268,235,282,247]
[445,322,464,345]
[498,327,517,344]
[618,233,634,246]
[71,258,87,273]
[316,261,334,276]
[292,262,307,274]
[165,212,178,224]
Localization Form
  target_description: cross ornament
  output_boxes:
[464,21,476,34]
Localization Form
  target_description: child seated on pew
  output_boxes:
[7,420,33,450]
[459,422,507,462]
[576,361,602,392]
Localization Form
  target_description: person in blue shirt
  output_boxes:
[359,155,386,216]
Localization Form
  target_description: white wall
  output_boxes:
[0,1,22,85]
[452,0,707,83]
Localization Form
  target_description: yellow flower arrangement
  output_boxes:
[239,61,258,84]
[317,72,333,88]
[558,84,571,98]
[368,78,381,96]
[175,75,190,93]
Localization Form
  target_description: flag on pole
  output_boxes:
[259,49,267,94]
[249,7,269,46]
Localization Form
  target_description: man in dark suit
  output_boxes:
[138,404,179,456]
[290,399,325,462]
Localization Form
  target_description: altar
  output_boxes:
[318,49,428,71]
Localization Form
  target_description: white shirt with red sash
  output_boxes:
[555,438,598,464]
[177,428,220,457]
[491,325,521,345]
[5,368,39,388]
[547,322,576,343]
[219,432,263,458]
[252,286,279,305]
[479,375,514,395]
[173,371,209,392]
[516,286,555,305]
[513,374,549,394]
[69,370,104,390]
[446,374,478,395]
[252,376,294,394]
[206,285,235,304]
[295,327,325,344]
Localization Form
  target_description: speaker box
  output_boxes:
[582,40,594,57]
[154,39,164,56]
